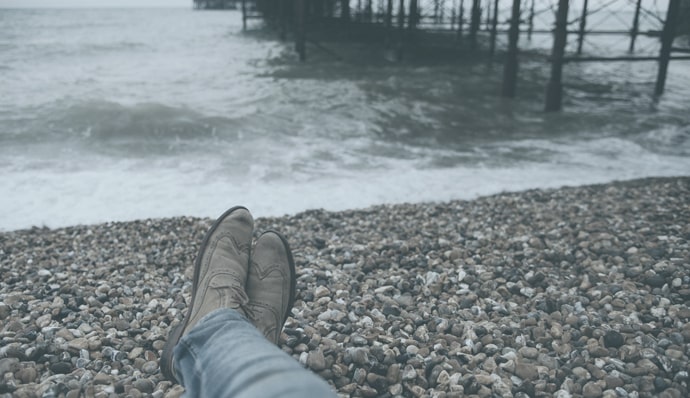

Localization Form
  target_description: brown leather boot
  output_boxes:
[245,230,296,344]
[161,206,254,382]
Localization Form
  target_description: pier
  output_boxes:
[236,0,690,111]
[194,0,241,9]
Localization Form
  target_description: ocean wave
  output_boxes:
[0,101,245,151]
[632,125,690,157]
[85,41,149,53]
[64,101,236,141]
[13,41,150,59]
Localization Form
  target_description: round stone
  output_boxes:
[132,378,154,394]
[582,381,603,398]
[50,362,72,374]
[603,330,624,348]
[141,361,158,374]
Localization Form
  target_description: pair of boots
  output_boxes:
[160,206,296,382]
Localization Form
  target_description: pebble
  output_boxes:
[0,358,19,375]
[142,361,159,374]
[93,373,113,385]
[307,349,326,371]
[50,362,72,374]
[0,177,688,397]
[583,381,603,398]
[518,346,539,359]
[314,286,330,299]
[402,365,417,381]
[15,367,38,384]
[603,330,624,348]
[515,363,539,381]
[133,378,154,393]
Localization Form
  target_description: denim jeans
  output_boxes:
[173,308,336,398]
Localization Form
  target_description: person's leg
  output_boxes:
[174,308,334,398]
[160,206,254,381]
[161,207,336,398]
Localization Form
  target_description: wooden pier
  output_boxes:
[194,0,240,9]
[239,0,690,111]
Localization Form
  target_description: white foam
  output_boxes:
[2,134,689,231]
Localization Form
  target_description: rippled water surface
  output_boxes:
[1,8,689,231]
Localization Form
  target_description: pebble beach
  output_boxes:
[1,176,689,398]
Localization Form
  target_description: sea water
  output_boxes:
[1,7,688,231]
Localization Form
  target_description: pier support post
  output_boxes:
[469,0,481,49]
[385,0,394,45]
[501,0,521,97]
[386,0,393,29]
[341,0,350,21]
[279,0,287,40]
[314,0,324,19]
[295,0,307,61]
[326,0,335,18]
[576,0,588,55]
[545,0,569,111]
[485,0,491,29]
[409,0,419,30]
[629,0,642,52]
[655,0,680,96]
[241,0,247,30]
[458,0,465,41]
[451,3,456,30]
[527,0,535,41]
[488,0,499,60]
[396,0,406,60]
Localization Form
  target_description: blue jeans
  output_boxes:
[174,308,336,398]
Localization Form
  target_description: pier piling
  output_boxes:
[397,0,406,60]
[365,0,373,22]
[385,0,394,48]
[629,0,642,52]
[545,0,569,111]
[501,0,521,97]
[409,0,419,30]
[295,0,307,61]
[655,0,681,96]
[469,0,481,49]
[488,0,499,60]
[576,0,589,55]
[485,0,491,29]
[386,0,394,28]
[241,0,247,31]
[457,0,465,41]
[341,0,350,21]
[279,0,287,40]
[527,0,535,41]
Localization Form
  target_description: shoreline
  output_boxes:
[1,176,689,397]
[4,175,690,234]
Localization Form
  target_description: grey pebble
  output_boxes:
[1,177,689,397]
[132,378,155,394]
[142,361,159,374]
